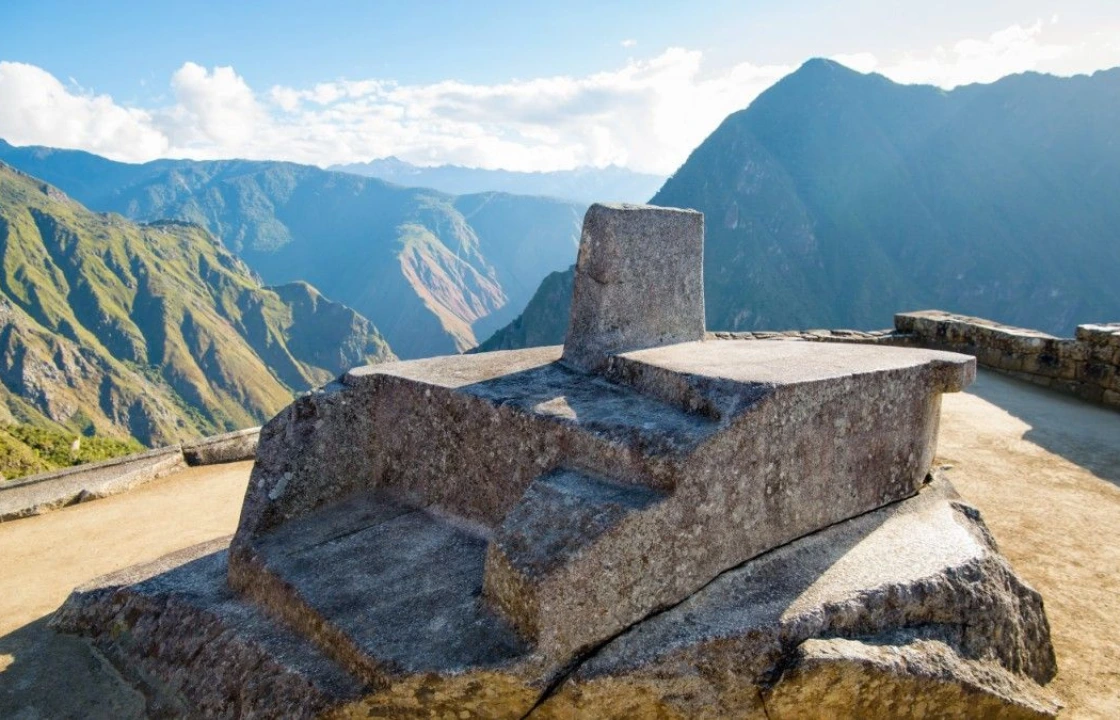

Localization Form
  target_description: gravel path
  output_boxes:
[0,369,1117,718]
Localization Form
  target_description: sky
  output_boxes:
[1,0,1119,174]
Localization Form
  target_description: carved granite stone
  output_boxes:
[51,203,1057,718]
[562,203,705,372]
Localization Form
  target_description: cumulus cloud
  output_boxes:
[262,48,791,172]
[832,20,1119,89]
[0,61,168,161]
[0,51,789,173]
[162,62,264,148]
[1,20,1118,174]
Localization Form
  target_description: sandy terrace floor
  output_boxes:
[0,370,1118,718]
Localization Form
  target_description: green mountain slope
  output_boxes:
[480,61,1120,349]
[0,143,583,359]
[0,162,393,462]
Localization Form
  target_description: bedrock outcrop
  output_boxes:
[52,473,1058,718]
[50,203,1056,717]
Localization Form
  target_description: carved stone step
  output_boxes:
[484,469,666,643]
[232,491,529,688]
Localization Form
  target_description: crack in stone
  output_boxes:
[519,485,933,717]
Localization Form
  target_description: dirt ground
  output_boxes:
[0,460,253,719]
[936,371,1120,719]
[0,370,1117,718]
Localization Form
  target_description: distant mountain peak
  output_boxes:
[480,64,1120,351]
[328,157,666,204]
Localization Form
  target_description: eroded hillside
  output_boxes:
[0,163,393,457]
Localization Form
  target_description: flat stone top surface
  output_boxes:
[619,339,974,389]
[346,346,562,389]
[348,340,972,394]
[348,346,719,450]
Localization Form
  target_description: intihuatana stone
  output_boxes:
[52,204,1056,718]
[562,203,705,372]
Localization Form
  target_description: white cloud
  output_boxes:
[832,20,1120,89]
[2,20,1119,175]
[0,61,168,161]
[0,52,790,174]
[621,39,637,48]
[162,62,263,148]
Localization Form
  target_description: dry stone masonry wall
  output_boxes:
[896,310,1120,409]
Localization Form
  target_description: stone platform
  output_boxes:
[54,472,1057,718]
[50,204,1056,718]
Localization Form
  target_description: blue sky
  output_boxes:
[2,1,1119,172]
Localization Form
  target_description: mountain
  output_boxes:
[0,141,583,359]
[0,162,394,457]
[474,266,573,352]
[480,61,1120,349]
[329,156,666,204]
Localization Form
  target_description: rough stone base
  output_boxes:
[52,474,1058,719]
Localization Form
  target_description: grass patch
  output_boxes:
[0,423,144,483]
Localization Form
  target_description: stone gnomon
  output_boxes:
[53,204,1058,718]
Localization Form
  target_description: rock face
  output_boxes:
[562,204,705,371]
[52,204,1057,718]
[530,476,1058,719]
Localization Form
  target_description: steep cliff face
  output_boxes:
[0,163,394,452]
[474,267,574,352]
[479,61,1120,349]
[0,144,583,358]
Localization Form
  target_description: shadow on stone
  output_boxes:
[0,615,145,720]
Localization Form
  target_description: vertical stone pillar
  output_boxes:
[562,203,705,372]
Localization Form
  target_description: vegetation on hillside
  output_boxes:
[0,144,583,358]
[0,162,394,451]
[0,422,143,482]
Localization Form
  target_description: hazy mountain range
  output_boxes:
[5,58,1120,475]
[480,60,1120,351]
[0,141,584,359]
[0,163,393,469]
[329,156,666,204]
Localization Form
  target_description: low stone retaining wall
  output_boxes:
[181,427,260,466]
[895,310,1120,409]
[0,427,260,522]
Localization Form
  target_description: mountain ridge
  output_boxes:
[0,144,584,358]
[480,59,1120,350]
[0,162,394,460]
[329,156,666,204]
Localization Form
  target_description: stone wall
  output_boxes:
[0,427,260,521]
[895,310,1120,409]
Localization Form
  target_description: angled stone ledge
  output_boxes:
[483,469,667,644]
[50,538,365,719]
[530,476,1058,719]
